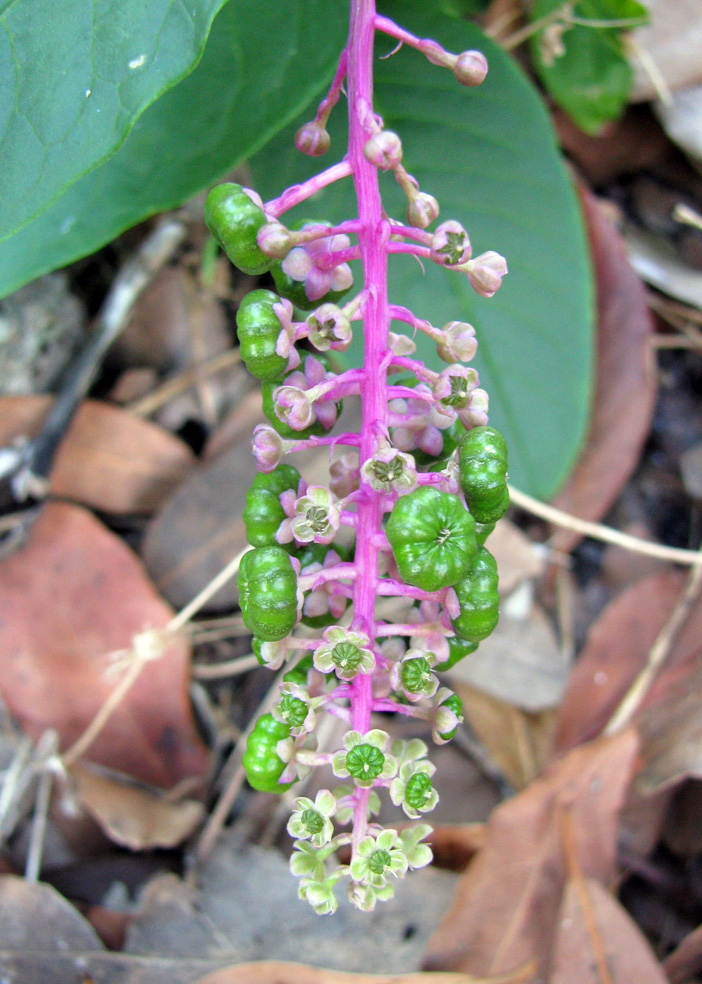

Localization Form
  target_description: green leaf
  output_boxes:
[529,0,648,134]
[250,4,594,499]
[0,0,348,299]
[0,0,230,241]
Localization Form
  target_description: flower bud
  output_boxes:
[251,424,285,472]
[274,385,316,431]
[430,221,471,266]
[257,221,294,259]
[453,50,488,87]
[458,388,489,428]
[437,322,476,363]
[405,192,440,230]
[295,120,331,157]
[363,130,403,171]
[307,303,352,352]
[464,251,508,297]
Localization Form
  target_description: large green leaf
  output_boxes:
[0,0,231,241]
[529,0,649,134]
[250,3,594,499]
[0,0,348,299]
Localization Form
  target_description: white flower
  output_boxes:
[313,626,375,680]
[287,789,336,846]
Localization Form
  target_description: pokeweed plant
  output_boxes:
[205,0,510,914]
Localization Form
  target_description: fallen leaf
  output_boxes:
[553,570,685,755]
[486,519,544,598]
[0,396,195,513]
[550,189,656,556]
[630,0,702,101]
[194,964,535,984]
[635,667,702,796]
[663,923,702,984]
[0,502,209,788]
[422,729,639,979]
[625,223,702,308]
[424,823,487,872]
[448,603,568,712]
[456,684,556,789]
[69,762,204,850]
[549,877,669,984]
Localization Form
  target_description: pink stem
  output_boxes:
[265,161,353,217]
[285,432,361,451]
[316,47,349,124]
[388,242,432,259]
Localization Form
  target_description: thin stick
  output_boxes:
[24,767,54,883]
[508,484,702,567]
[192,654,260,680]
[128,348,242,418]
[605,562,702,734]
[652,335,702,350]
[61,659,144,767]
[167,547,249,633]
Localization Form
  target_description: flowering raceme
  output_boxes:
[205,0,510,913]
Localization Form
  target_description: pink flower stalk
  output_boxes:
[227,0,508,914]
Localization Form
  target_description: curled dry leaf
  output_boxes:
[553,570,685,755]
[193,963,536,984]
[422,729,639,980]
[550,188,656,556]
[550,877,669,984]
[0,396,195,513]
[69,762,204,851]
[0,502,209,789]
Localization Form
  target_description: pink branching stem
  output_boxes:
[389,224,433,246]
[316,47,349,123]
[372,699,418,716]
[376,580,440,602]
[265,161,353,217]
[292,219,363,242]
[389,356,434,380]
[345,0,392,855]
[388,242,432,260]
[387,385,434,402]
[416,472,445,486]
[286,432,361,451]
[317,245,362,268]
[298,562,358,592]
[374,14,448,67]
[388,305,440,339]
[375,623,448,638]
[313,368,365,401]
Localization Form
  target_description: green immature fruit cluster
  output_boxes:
[236,289,290,382]
[204,183,272,276]
[243,464,301,548]
[386,486,477,592]
[243,713,294,792]
[458,426,509,524]
[238,546,299,641]
[451,546,500,642]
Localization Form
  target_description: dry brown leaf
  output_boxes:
[457,683,556,789]
[549,877,668,984]
[486,519,544,597]
[550,189,656,556]
[0,502,208,788]
[0,396,195,513]
[635,668,702,796]
[448,603,567,712]
[422,730,639,979]
[425,823,487,872]
[553,570,685,755]
[194,963,536,984]
[69,762,204,850]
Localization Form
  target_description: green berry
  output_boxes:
[458,426,509,524]
[438,694,463,741]
[282,653,314,686]
[401,656,433,694]
[451,547,500,643]
[204,183,272,276]
[242,713,294,792]
[443,634,479,670]
[346,744,385,781]
[236,289,290,382]
[238,546,298,641]
[243,464,301,548]
[279,693,309,729]
[405,772,433,810]
[386,486,477,592]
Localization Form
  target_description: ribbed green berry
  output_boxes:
[386,486,477,592]
[458,426,509,524]
[438,694,463,741]
[401,656,433,694]
[346,744,385,781]
[451,547,500,643]
[475,521,495,545]
[236,289,289,382]
[405,772,433,810]
[443,634,479,670]
[243,464,301,548]
[238,546,298,641]
[279,693,309,729]
[204,183,272,276]
[242,713,294,792]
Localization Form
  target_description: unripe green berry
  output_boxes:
[405,771,433,810]
[346,744,385,781]
[204,183,272,276]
